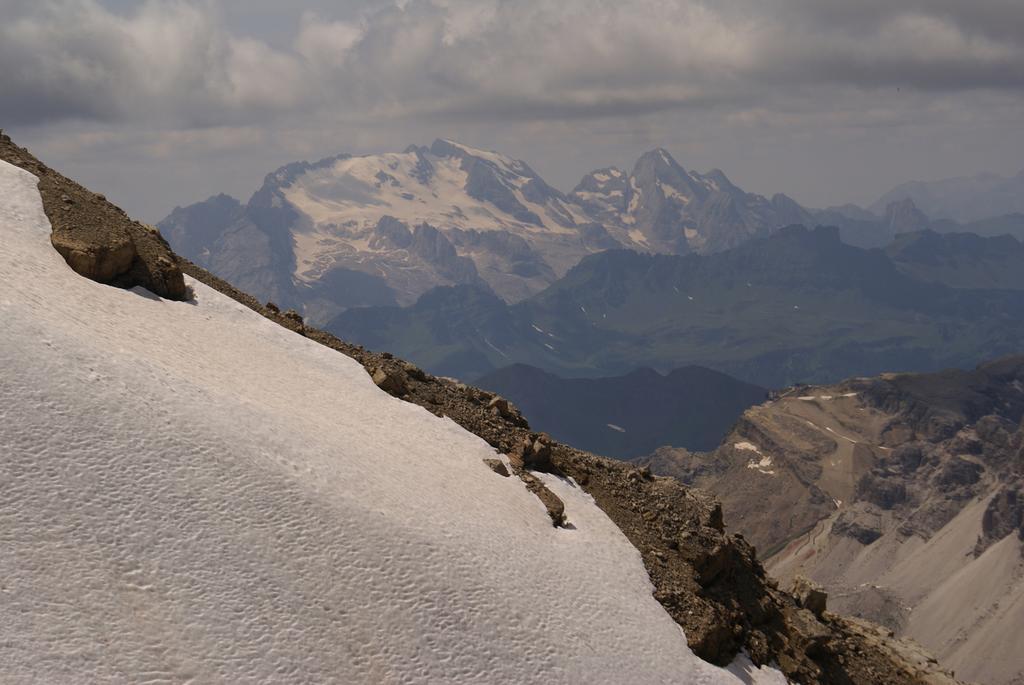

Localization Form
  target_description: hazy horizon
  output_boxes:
[3,0,1024,222]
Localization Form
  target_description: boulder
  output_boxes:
[371,367,408,396]
[513,433,554,472]
[792,575,828,617]
[488,396,511,417]
[483,458,511,477]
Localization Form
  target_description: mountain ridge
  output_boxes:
[329,224,1024,387]
[476,363,768,457]
[159,140,821,325]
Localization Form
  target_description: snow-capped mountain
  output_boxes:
[1,157,793,683]
[571,148,813,254]
[161,139,628,323]
[282,139,620,294]
[160,141,812,324]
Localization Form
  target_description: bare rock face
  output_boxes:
[976,486,1024,555]
[371,367,408,396]
[511,432,554,472]
[0,131,187,300]
[832,509,883,545]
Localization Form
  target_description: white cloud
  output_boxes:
[295,12,365,69]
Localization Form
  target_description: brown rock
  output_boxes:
[783,605,830,655]
[371,367,408,396]
[483,458,511,477]
[50,232,136,283]
[519,471,566,527]
[792,575,828,617]
[402,362,427,382]
[488,396,510,417]
[510,433,555,472]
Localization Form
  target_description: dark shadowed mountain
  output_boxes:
[886,230,1024,290]
[960,213,1024,241]
[330,225,1024,388]
[475,364,767,458]
[811,197,1024,249]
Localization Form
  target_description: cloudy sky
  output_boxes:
[3,0,1024,222]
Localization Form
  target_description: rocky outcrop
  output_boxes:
[792,576,829,617]
[0,130,186,300]
[977,485,1024,555]
[885,198,931,235]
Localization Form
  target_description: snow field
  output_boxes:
[0,160,782,683]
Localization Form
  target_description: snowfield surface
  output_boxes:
[0,161,783,683]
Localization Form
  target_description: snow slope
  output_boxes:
[0,160,781,682]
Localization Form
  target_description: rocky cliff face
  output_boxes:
[642,357,1024,684]
[571,148,813,254]
[4,132,958,685]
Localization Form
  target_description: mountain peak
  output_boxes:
[636,147,684,171]
[430,138,520,167]
[704,169,736,191]
[884,197,930,233]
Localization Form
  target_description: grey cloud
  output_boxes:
[3,0,1024,129]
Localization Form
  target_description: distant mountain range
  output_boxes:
[569,149,813,254]
[160,140,1024,330]
[329,225,1024,388]
[872,168,1024,223]
[157,141,815,324]
[885,229,1024,289]
[476,364,767,458]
